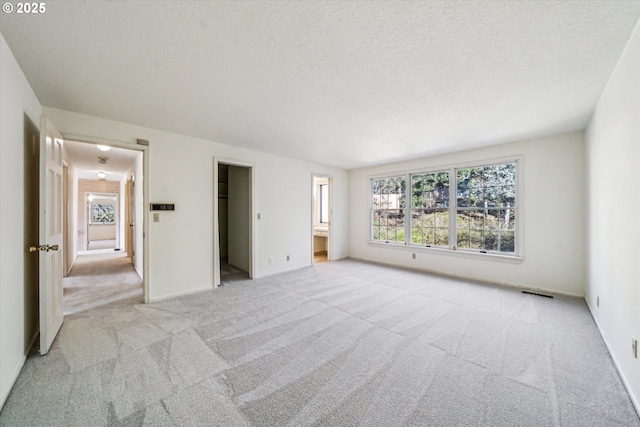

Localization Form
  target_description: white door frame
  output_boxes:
[213,157,255,287]
[311,173,332,263]
[62,134,150,303]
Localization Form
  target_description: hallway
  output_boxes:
[63,253,143,315]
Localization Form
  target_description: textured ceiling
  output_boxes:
[2,1,639,169]
[65,140,138,182]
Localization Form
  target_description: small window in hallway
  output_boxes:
[319,184,329,224]
[91,203,115,224]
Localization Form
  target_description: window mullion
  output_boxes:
[449,167,456,250]
[405,174,411,245]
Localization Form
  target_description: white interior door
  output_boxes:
[38,115,64,355]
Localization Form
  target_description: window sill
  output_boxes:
[367,241,524,264]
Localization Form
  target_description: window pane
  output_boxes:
[370,175,406,243]
[92,203,115,223]
[456,229,470,249]
[412,228,424,245]
[411,208,448,247]
[409,172,448,246]
[320,184,329,223]
[435,210,449,228]
[469,229,483,249]
[373,179,382,194]
[456,212,469,229]
[373,210,381,226]
[469,212,484,230]
[500,231,515,252]
[411,175,425,208]
[379,226,388,241]
[412,172,448,209]
[423,210,435,228]
[484,229,498,252]
[435,228,448,246]
[424,228,435,245]
[485,210,500,231]
[501,210,516,231]
[372,194,382,209]
[455,162,516,253]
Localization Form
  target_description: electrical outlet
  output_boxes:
[597,296,599,307]
[633,337,638,359]
[286,255,290,261]
[257,213,261,220]
[412,253,416,259]
[153,213,160,222]
[268,258,272,265]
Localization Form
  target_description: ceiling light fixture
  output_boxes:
[97,171,106,179]
[96,144,111,152]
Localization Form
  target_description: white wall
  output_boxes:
[120,153,144,274]
[218,198,229,258]
[349,132,586,296]
[228,166,250,272]
[67,162,78,270]
[132,151,144,279]
[41,107,349,301]
[586,20,640,412]
[0,34,42,409]
[119,176,127,251]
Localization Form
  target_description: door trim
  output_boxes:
[311,174,333,264]
[60,133,150,303]
[213,157,255,287]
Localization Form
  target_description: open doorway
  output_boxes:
[214,159,254,286]
[312,175,332,263]
[62,140,146,313]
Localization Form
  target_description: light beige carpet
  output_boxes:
[63,252,142,315]
[2,259,638,426]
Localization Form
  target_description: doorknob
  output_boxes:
[29,244,59,252]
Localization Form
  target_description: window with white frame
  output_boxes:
[371,176,405,243]
[411,171,449,247]
[319,184,329,224]
[91,203,115,224]
[370,160,518,256]
[455,164,516,253]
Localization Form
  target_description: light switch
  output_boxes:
[257,213,261,220]
[153,213,160,222]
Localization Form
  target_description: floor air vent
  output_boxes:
[521,290,554,298]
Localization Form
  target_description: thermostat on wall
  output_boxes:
[150,203,175,211]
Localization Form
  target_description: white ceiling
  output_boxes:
[65,140,138,181]
[2,1,639,169]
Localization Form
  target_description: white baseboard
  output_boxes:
[347,256,584,298]
[147,285,214,303]
[252,264,311,280]
[585,299,640,419]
